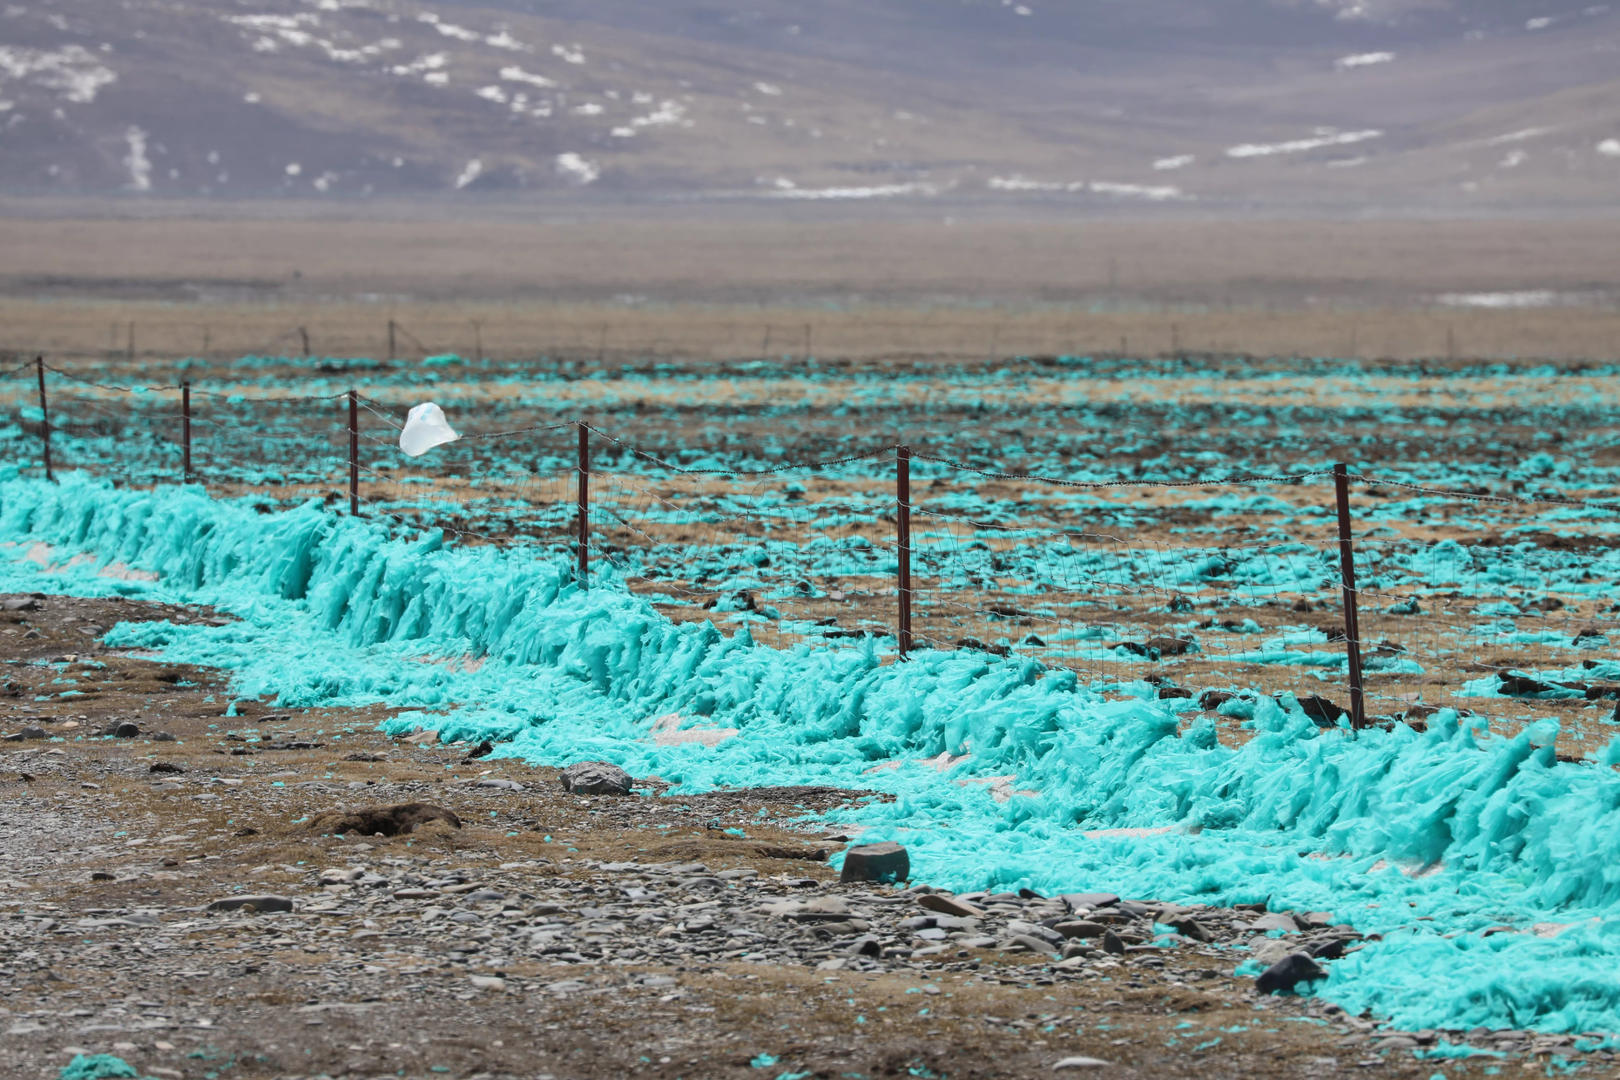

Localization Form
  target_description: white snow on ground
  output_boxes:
[1527,16,1553,29]
[485,30,526,51]
[1437,291,1559,308]
[988,175,1070,191]
[1487,127,1553,145]
[754,81,782,96]
[1153,154,1194,171]
[1090,180,1184,200]
[1500,149,1528,168]
[552,43,586,64]
[500,65,554,89]
[453,159,482,189]
[418,12,480,42]
[0,45,118,104]
[1599,139,1620,158]
[390,53,446,76]
[122,126,151,191]
[555,152,599,184]
[987,176,1185,200]
[423,71,448,86]
[573,102,603,116]
[769,182,939,200]
[1227,129,1381,157]
[475,85,507,104]
[1336,51,1394,69]
[1326,156,1367,168]
[285,162,302,176]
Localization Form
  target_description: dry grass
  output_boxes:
[2,215,1620,361]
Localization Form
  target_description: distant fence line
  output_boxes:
[7,306,1620,365]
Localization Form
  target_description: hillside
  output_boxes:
[0,0,1617,212]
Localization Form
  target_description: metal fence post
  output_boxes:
[1334,463,1367,730]
[348,390,360,516]
[35,356,52,483]
[897,445,913,658]
[181,380,193,482]
[576,422,590,587]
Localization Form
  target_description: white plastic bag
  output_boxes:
[399,402,460,457]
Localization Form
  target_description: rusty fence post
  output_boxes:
[35,356,53,483]
[1334,463,1367,730]
[348,389,360,516]
[897,445,913,658]
[576,422,590,587]
[181,380,192,482]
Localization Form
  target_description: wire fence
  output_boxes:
[6,356,1619,745]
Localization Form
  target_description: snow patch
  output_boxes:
[0,44,118,104]
[754,81,782,96]
[770,182,939,200]
[1227,129,1382,158]
[453,159,483,189]
[1598,139,1620,158]
[1153,154,1194,171]
[551,43,585,65]
[1336,51,1394,69]
[122,126,151,191]
[500,65,554,89]
[1437,291,1560,309]
[554,152,599,185]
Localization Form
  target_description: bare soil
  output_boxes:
[0,594,1544,1080]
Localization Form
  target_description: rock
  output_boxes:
[474,778,523,791]
[99,721,140,738]
[1168,917,1211,943]
[343,751,386,762]
[152,732,177,743]
[1245,912,1300,933]
[403,729,440,746]
[8,726,47,741]
[1,596,41,611]
[1294,696,1346,728]
[917,893,984,919]
[468,975,506,991]
[1144,635,1195,656]
[463,740,494,760]
[148,762,185,775]
[1255,952,1326,995]
[1052,1057,1110,1070]
[206,895,294,914]
[1008,920,1065,948]
[308,802,461,837]
[1008,934,1060,957]
[560,761,634,796]
[1059,892,1120,913]
[845,935,884,957]
[1055,921,1109,939]
[1101,930,1126,955]
[838,841,909,884]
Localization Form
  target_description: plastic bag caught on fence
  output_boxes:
[399,402,460,457]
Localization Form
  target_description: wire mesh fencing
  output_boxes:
[7,356,1620,743]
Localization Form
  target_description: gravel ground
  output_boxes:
[0,594,1603,1080]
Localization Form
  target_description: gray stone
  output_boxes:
[206,895,294,914]
[1052,1057,1110,1070]
[1060,893,1120,913]
[559,761,634,796]
[1246,912,1301,933]
[1008,934,1061,957]
[152,732,177,742]
[838,841,909,884]
[1054,920,1108,939]
[918,893,984,919]
[1255,952,1326,995]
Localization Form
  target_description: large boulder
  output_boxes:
[560,761,634,795]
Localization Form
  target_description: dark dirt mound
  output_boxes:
[309,802,462,837]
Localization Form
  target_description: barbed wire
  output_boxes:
[911,450,1336,491]
[583,424,899,476]
[1345,471,1620,514]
